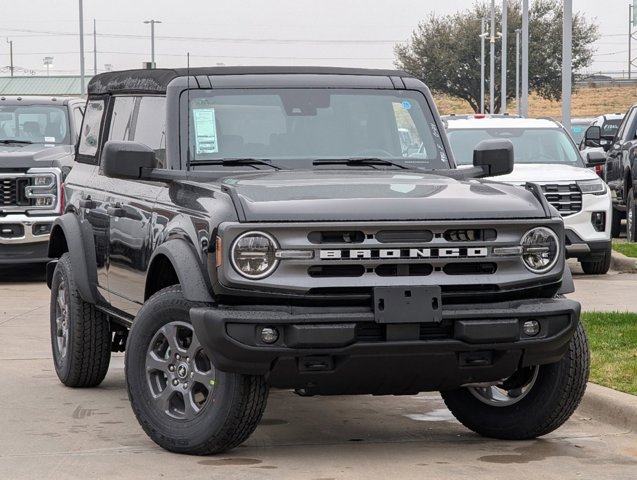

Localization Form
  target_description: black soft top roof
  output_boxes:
[87,66,410,95]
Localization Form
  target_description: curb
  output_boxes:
[577,382,637,432]
[610,250,637,273]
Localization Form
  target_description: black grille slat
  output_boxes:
[0,178,18,206]
[540,183,582,216]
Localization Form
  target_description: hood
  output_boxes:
[218,170,545,222]
[491,163,596,184]
[0,143,74,170]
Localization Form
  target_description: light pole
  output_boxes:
[490,0,496,114]
[562,0,572,131]
[144,19,162,68]
[501,0,508,114]
[43,56,53,76]
[6,38,13,77]
[515,28,521,115]
[480,18,487,114]
[78,0,85,95]
[521,0,529,117]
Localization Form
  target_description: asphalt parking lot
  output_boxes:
[1,264,636,479]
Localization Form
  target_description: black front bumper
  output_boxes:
[190,297,581,395]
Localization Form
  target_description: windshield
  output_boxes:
[447,127,584,167]
[183,88,450,169]
[601,118,622,138]
[0,105,70,144]
[570,122,591,144]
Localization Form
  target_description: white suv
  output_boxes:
[446,116,612,274]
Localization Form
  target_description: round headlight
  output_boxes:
[520,227,559,273]
[231,231,279,279]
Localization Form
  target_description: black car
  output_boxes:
[47,67,588,455]
[585,108,637,239]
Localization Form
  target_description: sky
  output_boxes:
[0,0,630,77]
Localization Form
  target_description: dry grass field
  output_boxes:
[434,84,637,119]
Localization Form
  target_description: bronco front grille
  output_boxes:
[540,183,582,217]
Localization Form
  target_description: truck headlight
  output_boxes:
[25,169,58,212]
[231,231,279,279]
[520,227,559,273]
[577,179,606,195]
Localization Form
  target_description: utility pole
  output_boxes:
[144,19,162,68]
[631,3,633,80]
[489,0,496,114]
[521,0,529,117]
[501,0,508,114]
[93,19,97,76]
[79,0,86,95]
[562,0,572,131]
[480,17,487,114]
[43,57,53,76]
[6,39,13,77]
[515,29,521,115]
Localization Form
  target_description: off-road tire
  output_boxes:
[441,322,589,440]
[580,246,612,275]
[50,253,111,387]
[610,208,623,238]
[125,285,269,455]
[627,188,636,242]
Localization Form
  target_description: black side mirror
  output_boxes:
[472,139,514,177]
[586,150,606,167]
[101,140,158,180]
[584,125,601,148]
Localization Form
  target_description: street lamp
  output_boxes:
[143,19,162,68]
[43,56,53,76]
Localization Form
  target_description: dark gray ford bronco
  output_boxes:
[47,67,589,455]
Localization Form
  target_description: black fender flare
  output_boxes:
[557,260,575,295]
[148,240,214,303]
[47,213,99,304]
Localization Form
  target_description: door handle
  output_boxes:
[106,203,125,217]
[79,197,95,209]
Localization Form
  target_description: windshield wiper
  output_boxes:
[189,158,282,170]
[0,139,33,145]
[312,157,409,170]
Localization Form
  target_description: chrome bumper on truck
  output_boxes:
[190,297,581,395]
[0,214,56,263]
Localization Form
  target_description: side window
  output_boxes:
[78,99,105,159]
[72,107,84,143]
[133,96,166,166]
[617,108,637,143]
[108,96,136,141]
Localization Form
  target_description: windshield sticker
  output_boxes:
[401,100,412,110]
[193,108,218,154]
[44,136,56,143]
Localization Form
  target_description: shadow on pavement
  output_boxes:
[0,263,47,283]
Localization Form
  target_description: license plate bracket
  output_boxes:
[373,286,442,324]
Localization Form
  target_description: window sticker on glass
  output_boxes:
[193,108,218,154]
[401,100,412,110]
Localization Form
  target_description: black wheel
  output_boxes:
[441,322,589,440]
[627,188,636,242]
[580,245,612,275]
[610,208,623,238]
[50,253,111,387]
[125,286,269,455]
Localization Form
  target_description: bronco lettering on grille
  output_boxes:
[319,247,488,260]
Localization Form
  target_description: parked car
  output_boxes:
[0,96,84,264]
[446,116,612,274]
[47,67,588,455]
[570,117,594,145]
[593,106,637,240]
[579,113,624,179]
